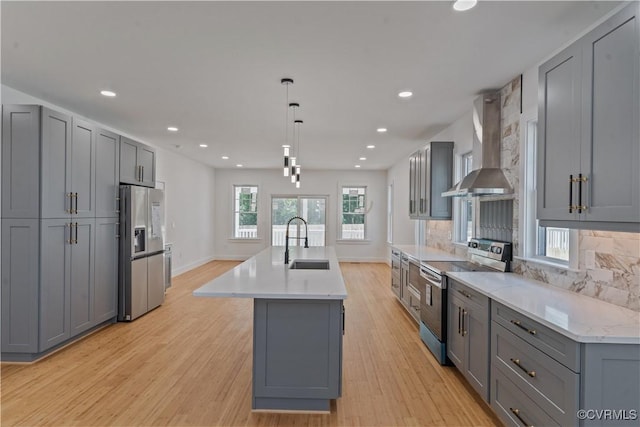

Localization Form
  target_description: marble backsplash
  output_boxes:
[423,75,640,312]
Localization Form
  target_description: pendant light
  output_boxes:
[289,103,300,183]
[281,78,293,177]
[294,119,303,188]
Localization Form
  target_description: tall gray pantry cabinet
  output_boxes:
[537,2,640,232]
[1,105,120,361]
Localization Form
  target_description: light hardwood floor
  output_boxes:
[1,261,501,426]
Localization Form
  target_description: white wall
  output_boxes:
[1,85,217,276]
[214,168,388,262]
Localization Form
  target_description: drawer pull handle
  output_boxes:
[457,289,471,298]
[510,358,537,378]
[509,408,533,427]
[511,320,537,335]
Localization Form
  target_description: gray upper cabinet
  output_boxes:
[119,136,156,188]
[538,2,639,232]
[1,105,41,219]
[41,108,73,219]
[95,129,120,218]
[409,141,453,220]
[70,119,97,218]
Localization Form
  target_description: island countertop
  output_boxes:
[193,246,347,300]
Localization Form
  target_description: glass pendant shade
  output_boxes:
[295,165,301,188]
[283,146,290,176]
[290,157,297,183]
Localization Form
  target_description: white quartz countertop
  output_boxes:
[193,246,347,300]
[391,245,465,262]
[446,272,640,344]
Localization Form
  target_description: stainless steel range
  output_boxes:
[419,238,512,364]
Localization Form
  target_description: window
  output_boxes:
[341,186,366,240]
[523,117,570,263]
[455,152,474,243]
[387,183,393,244]
[271,196,327,246]
[233,185,258,239]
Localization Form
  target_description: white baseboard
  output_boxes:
[213,255,250,261]
[172,254,216,277]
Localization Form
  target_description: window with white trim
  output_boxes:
[387,183,393,244]
[455,152,474,243]
[341,186,366,240]
[233,185,258,239]
[523,118,570,263]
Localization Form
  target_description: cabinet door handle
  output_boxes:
[115,222,120,239]
[457,289,471,299]
[67,193,73,213]
[510,319,537,335]
[510,358,536,378]
[462,309,467,336]
[458,307,462,335]
[342,306,345,335]
[67,223,73,244]
[141,166,144,182]
[74,192,78,214]
[74,222,78,244]
[569,174,573,213]
[577,173,587,213]
[509,408,533,427]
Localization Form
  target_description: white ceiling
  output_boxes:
[1,1,619,170]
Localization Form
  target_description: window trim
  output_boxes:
[232,184,259,240]
[270,194,329,247]
[339,185,368,241]
[454,151,474,244]
[387,182,394,244]
[520,110,577,269]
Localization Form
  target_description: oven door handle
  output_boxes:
[420,268,441,287]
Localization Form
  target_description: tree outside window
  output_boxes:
[234,185,258,238]
[341,186,366,240]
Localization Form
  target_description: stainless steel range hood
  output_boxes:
[442,92,513,197]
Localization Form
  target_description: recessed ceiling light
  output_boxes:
[236,164,243,168]
[100,90,116,97]
[199,144,208,148]
[221,156,229,160]
[359,157,367,161]
[453,0,477,12]
[167,126,179,132]
[398,91,413,98]
[377,128,387,133]
[367,145,375,149]
[355,165,361,168]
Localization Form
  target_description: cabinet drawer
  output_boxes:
[492,368,561,427]
[407,284,421,323]
[492,302,580,372]
[448,278,489,309]
[493,322,579,426]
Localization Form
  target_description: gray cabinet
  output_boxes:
[120,136,156,188]
[95,129,120,218]
[253,298,343,411]
[41,111,96,219]
[1,104,119,360]
[491,301,640,427]
[94,218,119,323]
[391,249,401,299]
[400,254,410,307]
[538,2,639,232]
[447,278,490,402]
[409,142,453,220]
[1,105,41,219]
[1,219,39,353]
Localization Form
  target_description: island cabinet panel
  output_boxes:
[253,298,343,412]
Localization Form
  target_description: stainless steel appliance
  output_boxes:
[419,238,512,364]
[118,185,166,321]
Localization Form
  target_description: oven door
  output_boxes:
[419,267,444,341]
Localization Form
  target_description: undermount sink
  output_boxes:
[289,259,330,270]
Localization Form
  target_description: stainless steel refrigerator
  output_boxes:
[118,185,166,321]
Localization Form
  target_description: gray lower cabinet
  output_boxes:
[1,219,39,353]
[391,249,401,299]
[1,104,119,361]
[491,301,640,427]
[447,279,490,402]
[538,2,639,232]
[400,255,410,308]
[253,298,343,411]
[120,136,156,188]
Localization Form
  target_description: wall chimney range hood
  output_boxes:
[442,92,513,197]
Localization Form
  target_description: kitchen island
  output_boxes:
[193,246,347,413]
